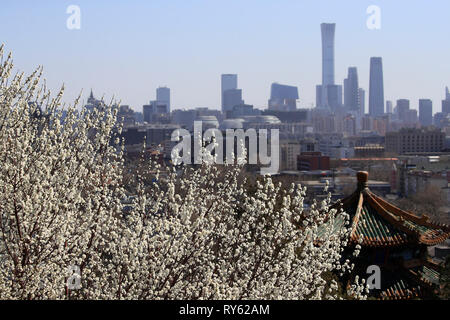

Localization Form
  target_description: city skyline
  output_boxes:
[1,0,449,114]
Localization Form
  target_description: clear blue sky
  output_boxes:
[1,0,449,114]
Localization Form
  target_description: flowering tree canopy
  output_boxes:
[0,46,365,299]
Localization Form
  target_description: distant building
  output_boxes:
[354,145,385,158]
[262,109,308,123]
[156,87,170,113]
[118,123,180,148]
[195,115,219,130]
[143,104,153,123]
[442,100,450,114]
[297,152,330,171]
[134,111,143,123]
[316,23,336,109]
[362,115,373,131]
[386,128,445,154]
[117,105,136,126]
[405,109,418,125]
[397,99,410,123]
[143,102,170,124]
[343,115,356,136]
[223,88,243,113]
[419,99,433,127]
[144,87,171,123]
[84,89,105,113]
[326,84,342,110]
[434,112,448,128]
[268,83,299,111]
[358,88,365,114]
[344,67,359,111]
[221,74,238,113]
[280,141,302,171]
[369,57,385,117]
[386,100,393,114]
[228,104,260,118]
[321,23,335,89]
[171,109,197,130]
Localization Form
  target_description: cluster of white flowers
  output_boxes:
[0,46,366,300]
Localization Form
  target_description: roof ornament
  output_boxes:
[357,171,369,191]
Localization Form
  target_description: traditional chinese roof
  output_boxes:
[331,171,450,248]
[379,279,422,300]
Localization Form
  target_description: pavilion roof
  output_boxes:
[331,171,450,248]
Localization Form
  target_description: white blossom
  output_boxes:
[0,45,366,300]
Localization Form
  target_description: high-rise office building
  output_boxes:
[336,85,343,107]
[326,84,341,110]
[316,23,336,109]
[156,87,170,113]
[443,87,450,114]
[369,57,385,117]
[223,89,243,112]
[343,79,349,108]
[321,23,335,87]
[144,86,171,122]
[344,67,359,111]
[221,74,238,113]
[358,88,365,115]
[268,83,299,111]
[419,99,433,127]
[397,99,410,122]
[442,100,450,114]
[143,104,153,123]
[316,85,323,108]
[406,109,418,124]
[386,100,393,114]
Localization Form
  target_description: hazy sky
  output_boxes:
[1,0,449,114]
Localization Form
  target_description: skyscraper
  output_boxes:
[156,87,170,113]
[369,57,385,117]
[397,99,410,122]
[325,84,341,110]
[419,99,433,127]
[442,100,450,114]
[321,23,335,88]
[223,89,243,112]
[358,88,365,115]
[386,101,393,114]
[316,23,336,109]
[443,87,450,114]
[268,83,299,111]
[221,74,238,113]
[343,78,349,108]
[344,67,359,111]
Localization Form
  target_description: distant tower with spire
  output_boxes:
[84,89,105,113]
[87,89,96,105]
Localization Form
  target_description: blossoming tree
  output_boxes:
[0,46,365,299]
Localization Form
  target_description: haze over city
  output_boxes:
[1,0,450,113]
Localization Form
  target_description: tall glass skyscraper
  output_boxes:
[369,57,385,117]
[316,23,336,109]
[344,67,359,111]
[268,83,299,111]
[419,99,433,127]
[321,23,335,87]
[156,86,170,113]
[221,74,238,113]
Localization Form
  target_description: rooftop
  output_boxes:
[331,171,450,247]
